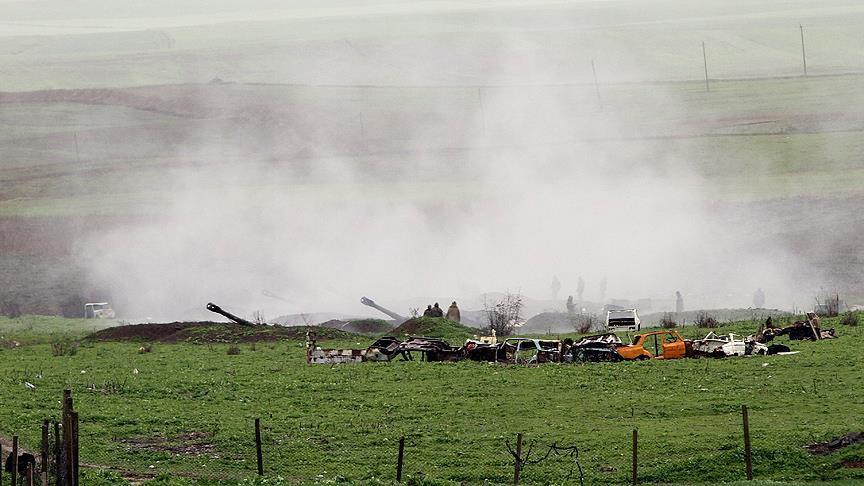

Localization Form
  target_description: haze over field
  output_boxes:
[1,0,862,320]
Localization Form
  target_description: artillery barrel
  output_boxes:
[360,297,406,322]
[206,302,255,326]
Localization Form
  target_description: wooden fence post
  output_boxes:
[396,436,405,482]
[63,390,74,486]
[54,421,62,486]
[1,442,4,485]
[72,411,80,486]
[42,420,50,474]
[632,429,638,485]
[513,433,523,485]
[255,418,264,476]
[742,405,753,480]
[27,465,34,486]
[12,435,19,485]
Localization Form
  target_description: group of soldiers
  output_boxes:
[422,301,461,322]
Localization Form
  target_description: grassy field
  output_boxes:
[0,315,862,485]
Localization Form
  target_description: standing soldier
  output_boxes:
[446,301,461,322]
[675,291,684,315]
[432,302,444,318]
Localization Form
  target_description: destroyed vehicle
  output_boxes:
[398,336,463,362]
[466,338,561,364]
[691,332,768,357]
[498,338,561,364]
[84,302,115,319]
[365,336,403,361]
[606,309,640,332]
[756,313,836,342]
[565,333,624,363]
[617,330,687,360]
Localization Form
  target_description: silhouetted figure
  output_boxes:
[566,296,576,315]
[675,291,684,314]
[431,302,444,318]
[422,305,433,317]
[753,288,765,309]
[446,301,461,322]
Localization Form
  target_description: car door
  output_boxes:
[660,332,686,359]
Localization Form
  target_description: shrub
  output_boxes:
[227,345,241,355]
[483,293,523,337]
[573,314,599,334]
[52,337,79,356]
[693,310,719,328]
[660,312,677,329]
[840,311,859,326]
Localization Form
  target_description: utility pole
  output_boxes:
[799,24,808,76]
[591,59,602,106]
[702,42,710,92]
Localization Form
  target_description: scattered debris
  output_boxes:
[806,432,864,455]
[756,312,835,342]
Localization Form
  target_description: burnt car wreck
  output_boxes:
[306,315,835,365]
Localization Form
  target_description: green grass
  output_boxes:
[0,315,861,485]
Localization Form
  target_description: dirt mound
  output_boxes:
[390,317,476,341]
[88,322,359,343]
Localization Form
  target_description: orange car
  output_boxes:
[617,330,688,360]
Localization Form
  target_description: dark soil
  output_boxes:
[87,322,359,343]
[115,432,216,457]
[807,432,864,455]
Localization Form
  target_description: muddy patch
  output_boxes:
[807,432,864,455]
[115,432,217,457]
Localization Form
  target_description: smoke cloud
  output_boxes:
[77,3,818,321]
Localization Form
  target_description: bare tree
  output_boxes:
[483,293,523,337]
[693,310,718,328]
[251,310,267,325]
[815,294,841,317]
[660,312,677,329]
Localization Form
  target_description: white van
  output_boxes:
[606,309,640,331]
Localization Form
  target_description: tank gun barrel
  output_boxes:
[360,296,406,322]
[206,302,255,326]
